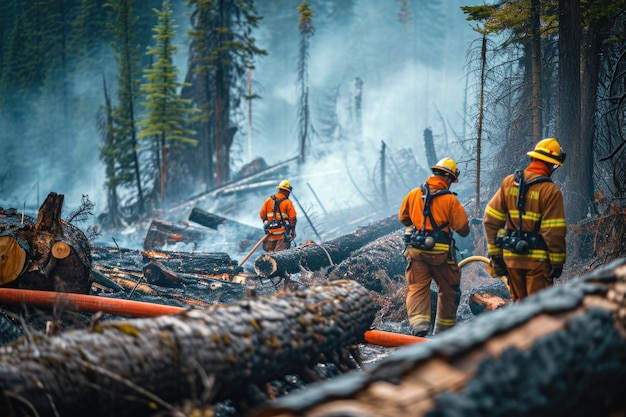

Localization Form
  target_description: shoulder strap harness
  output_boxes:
[420,183,454,233]
[512,169,552,236]
[270,195,288,221]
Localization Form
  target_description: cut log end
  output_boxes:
[51,241,71,260]
[254,254,279,277]
[0,235,26,285]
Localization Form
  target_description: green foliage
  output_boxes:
[138,0,198,149]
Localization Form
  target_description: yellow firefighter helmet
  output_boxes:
[431,157,460,182]
[277,179,292,192]
[527,138,566,166]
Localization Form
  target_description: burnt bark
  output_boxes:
[0,280,375,417]
[0,192,92,293]
[251,259,626,417]
[254,216,401,278]
[143,218,209,250]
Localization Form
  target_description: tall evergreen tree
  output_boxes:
[182,0,266,189]
[105,0,145,212]
[139,0,198,202]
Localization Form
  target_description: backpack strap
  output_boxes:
[420,184,453,233]
[513,169,552,235]
[270,195,288,221]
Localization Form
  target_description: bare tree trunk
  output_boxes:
[530,0,543,142]
[559,0,585,223]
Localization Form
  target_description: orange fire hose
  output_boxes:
[0,288,427,348]
[363,329,427,347]
[0,287,186,318]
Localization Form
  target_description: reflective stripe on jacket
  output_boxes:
[398,176,470,252]
[260,192,297,241]
[483,168,566,265]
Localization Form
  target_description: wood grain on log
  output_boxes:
[0,193,92,293]
[143,218,208,250]
[254,216,401,278]
[0,236,26,285]
[251,259,626,417]
[0,279,375,417]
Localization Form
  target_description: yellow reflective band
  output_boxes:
[485,206,506,221]
[508,210,542,222]
[541,218,566,228]
[409,315,430,325]
[550,253,566,263]
[435,317,456,326]
[487,244,501,252]
[503,248,548,260]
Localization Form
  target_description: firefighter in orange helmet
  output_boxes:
[398,157,470,337]
[259,180,298,252]
[483,138,567,301]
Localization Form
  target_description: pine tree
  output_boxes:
[138,0,198,202]
[105,0,145,212]
[183,0,267,188]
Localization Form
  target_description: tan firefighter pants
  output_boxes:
[505,259,552,301]
[404,248,461,335]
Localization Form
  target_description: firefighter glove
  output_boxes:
[549,264,563,279]
[263,221,270,234]
[490,256,507,277]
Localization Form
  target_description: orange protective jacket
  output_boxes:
[483,161,566,266]
[260,192,297,241]
[398,176,470,252]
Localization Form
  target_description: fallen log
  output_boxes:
[327,230,405,293]
[143,218,209,250]
[0,279,375,417]
[254,215,401,278]
[468,282,512,315]
[188,207,259,234]
[0,192,92,293]
[251,258,626,417]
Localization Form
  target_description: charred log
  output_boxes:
[0,280,375,417]
[254,216,401,278]
[251,258,626,417]
[143,219,209,250]
[327,230,405,292]
[0,193,92,293]
[189,207,228,229]
[468,282,512,315]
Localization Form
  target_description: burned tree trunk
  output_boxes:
[254,215,401,278]
[0,193,92,293]
[189,207,227,229]
[0,280,375,417]
[251,259,626,417]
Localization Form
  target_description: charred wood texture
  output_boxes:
[0,280,375,417]
[189,207,265,239]
[327,230,405,292]
[0,193,91,293]
[254,216,401,278]
[91,246,247,306]
[468,282,512,315]
[252,258,626,417]
[143,218,209,250]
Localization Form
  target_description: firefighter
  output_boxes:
[398,157,470,337]
[483,138,567,301]
[260,180,297,253]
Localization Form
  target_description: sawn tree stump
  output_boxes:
[0,192,92,293]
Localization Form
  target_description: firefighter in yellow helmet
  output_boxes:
[483,138,567,301]
[398,157,470,337]
[259,180,298,252]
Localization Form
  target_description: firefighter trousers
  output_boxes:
[404,248,461,336]
[505,259,552,301]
